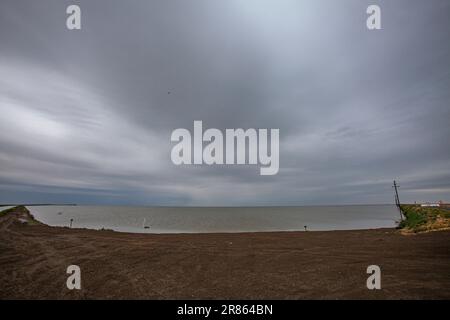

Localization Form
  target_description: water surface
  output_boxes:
[28,205,400,234]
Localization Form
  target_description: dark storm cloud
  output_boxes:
[0,0,449,205]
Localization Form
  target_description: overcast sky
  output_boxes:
[0,0,449,206]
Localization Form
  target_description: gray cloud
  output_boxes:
[0,0,449,205]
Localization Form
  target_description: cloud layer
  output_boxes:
[0,0,449,205]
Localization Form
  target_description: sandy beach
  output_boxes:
[1,206,449,299]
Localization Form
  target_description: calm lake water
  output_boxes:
[28,205,400,234]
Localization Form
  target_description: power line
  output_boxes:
[392,180,403,221]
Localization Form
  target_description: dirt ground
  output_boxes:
[1,206,449,299]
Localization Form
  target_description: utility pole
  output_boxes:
[392,180,403,220]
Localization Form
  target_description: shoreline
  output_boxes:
[1,206,449,299]
[6,204,398,235]
[26,204,399,234]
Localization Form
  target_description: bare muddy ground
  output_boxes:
[1,206,449,299]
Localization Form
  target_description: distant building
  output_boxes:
[421,202,440,207]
